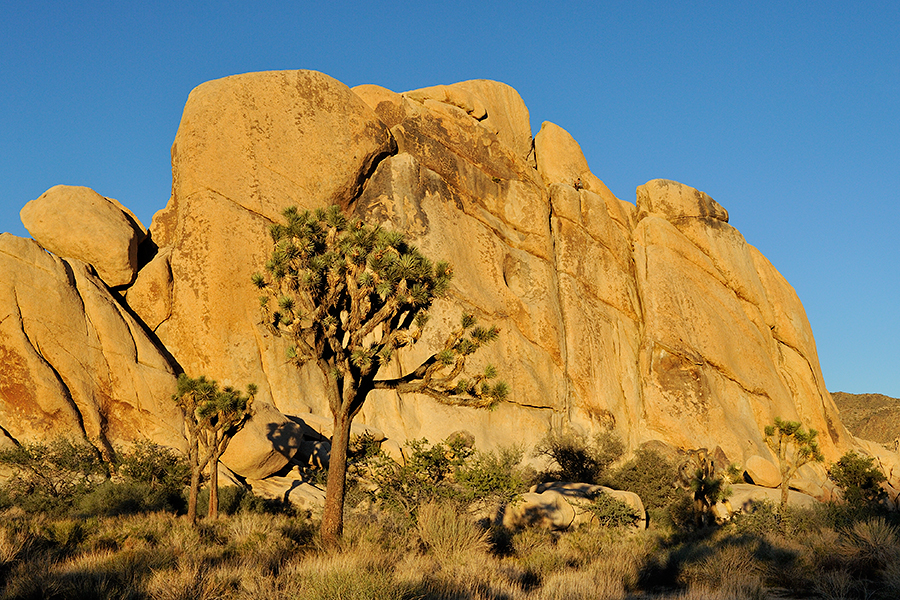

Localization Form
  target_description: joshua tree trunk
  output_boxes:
[321,410,352,547]
[208,455,220,519]
[188,464,201,524]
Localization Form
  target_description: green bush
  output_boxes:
[455,445,527,506]
[609,448,679,511]
[0,439,109,515]
[0,438,194,518]
[534,430,623,484]
[586,492,641,528]
[364,436,472,512]
[363,436,529,516]
[116,440,190,491]
[195,485,292,517]
[828,450,888,508]
[76,480,186,517]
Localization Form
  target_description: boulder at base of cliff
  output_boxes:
[219,402,304,479]
[726,483,819,514]
[533,481,647,529]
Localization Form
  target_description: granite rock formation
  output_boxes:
[1,70,894,495]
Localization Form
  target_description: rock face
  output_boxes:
[2,70,888,495]
[0,233,179,450]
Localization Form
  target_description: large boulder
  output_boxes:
[502,489,576,530]
[20,185,147,287]
[533,482,647,528]
[744,455,782,488]
[219,402,304,479]
[726,483,819,513]
[129,70,397,410]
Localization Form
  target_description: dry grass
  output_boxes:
[2,506,900,599]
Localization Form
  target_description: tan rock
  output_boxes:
[20,185,147,287]
[726,483,819,513]
[171,70,396,220]
[0,233,180,449]
[219,402,303,479]
[634,214,792,457]
[2,72,875,511]
[405,83,487,120]
[123,247,172,331]
[533,482,647,528]
[352,84,409,128]
[502,489,575,530]
[246,469,326,510]
[451,80,534,159]
[636,179,728,223]
[744,455,782,488]
[146,70,397,408]
[533,121,634,230]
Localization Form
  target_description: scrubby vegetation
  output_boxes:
[1,434,898,598]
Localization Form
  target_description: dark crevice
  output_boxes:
[347,135,400,211]
[109,287,184,376]
[0,423,18,446]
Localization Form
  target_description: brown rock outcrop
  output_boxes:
[135,71,859,469]
[3,71,886,493]
[20,185,148,288]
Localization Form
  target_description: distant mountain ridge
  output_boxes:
[832,391,900,449]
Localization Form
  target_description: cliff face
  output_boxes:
[0,70,878,487]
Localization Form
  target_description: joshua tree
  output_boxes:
[253,205,507,546]
[172,374,255,523]
[764,417,824,512]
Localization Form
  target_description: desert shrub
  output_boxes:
[534,430,623,484]
[678,542,765,598]
[828,450,888,509]
[364,436,472,512]
[116,440,190,491]
[839,517,899,574]
[76,480,186,517]
[728,499,823,538]
[0,439,109,515]
[194,485,292,517]
[511,527,567,582]
[586,492,642,528]
[610,448,679,512]
[455,445,528,506]
[666,489,705,530]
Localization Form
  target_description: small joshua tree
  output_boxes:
[253,205,507,546]
[764,417,824,512]
[172,374,255,523]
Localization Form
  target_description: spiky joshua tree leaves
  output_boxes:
[253,205,508,545]
[764,417,825,513]
[172,374,255,524]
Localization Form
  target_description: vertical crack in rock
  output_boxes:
[546,189,574,422]
[14,287,88,439]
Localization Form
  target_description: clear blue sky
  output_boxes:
[2,2,898,397]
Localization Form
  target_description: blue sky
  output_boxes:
[2,1,898,396]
